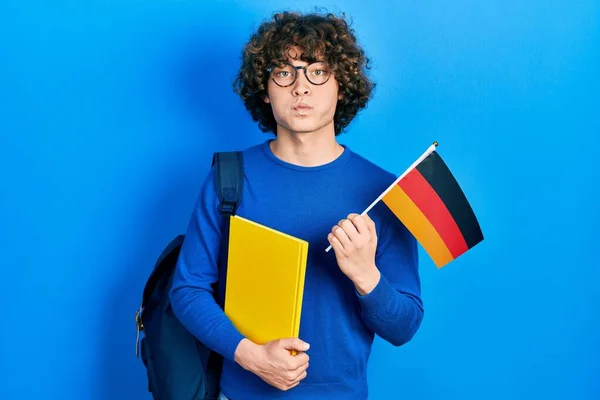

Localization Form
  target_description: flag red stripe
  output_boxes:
[383,185,454,267]
[398,168,469,258]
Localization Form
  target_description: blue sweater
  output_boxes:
[170,140,424,400]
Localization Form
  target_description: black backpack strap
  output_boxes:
[212,151,244,309]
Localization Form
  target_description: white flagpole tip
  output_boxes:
[433,141,438,147]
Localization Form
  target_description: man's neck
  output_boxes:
[270,125,345,167]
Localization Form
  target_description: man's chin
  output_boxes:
[286,122,322,134]
[277,118,333,135]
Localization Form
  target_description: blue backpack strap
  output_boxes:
[212,151,244,309]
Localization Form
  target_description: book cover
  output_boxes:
[224,215,309,345]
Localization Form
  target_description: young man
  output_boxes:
[170,11,424,400]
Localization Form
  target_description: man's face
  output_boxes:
[264,47,340,136]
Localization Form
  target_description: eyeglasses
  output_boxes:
[266,62,332,87]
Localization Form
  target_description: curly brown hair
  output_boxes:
[232,10,375,135]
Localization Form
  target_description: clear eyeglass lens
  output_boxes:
[271,62,330,86]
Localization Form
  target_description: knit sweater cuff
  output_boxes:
[355,273,396,317]
[218,326,246,362]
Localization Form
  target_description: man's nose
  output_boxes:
[292,72,311,96]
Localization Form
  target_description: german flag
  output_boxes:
[381,144,483,268]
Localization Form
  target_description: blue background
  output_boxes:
[1,1,598,399]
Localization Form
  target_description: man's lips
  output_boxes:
[293,104,313,110]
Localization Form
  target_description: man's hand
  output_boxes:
[328,213,381,295]
[234,338,310,391]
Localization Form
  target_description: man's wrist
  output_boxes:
[234,338,260,371]
[352,265,381,296]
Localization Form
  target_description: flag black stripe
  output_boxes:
[415,152,484,249]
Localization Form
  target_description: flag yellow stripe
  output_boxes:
[382,184,454,268]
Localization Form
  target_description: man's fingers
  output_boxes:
[328,233,345,254]
[282,377,303,391]
[364,212,376,234]
[292,370,308,383]
[279,338,310,352]
[288,352,309,370]
[289,360,309,379]
[348,213,369,236]
[338,218,359,242]
[333,225,351,248]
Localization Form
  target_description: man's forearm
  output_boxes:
[170,286,246,361]
[356,273,424,346]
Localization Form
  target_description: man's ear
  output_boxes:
[263,95,270,104]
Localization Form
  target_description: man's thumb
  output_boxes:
[280,337,310,351]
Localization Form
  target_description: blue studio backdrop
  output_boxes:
[1,1,598,399]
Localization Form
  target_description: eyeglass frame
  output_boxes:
[266,61,332,87]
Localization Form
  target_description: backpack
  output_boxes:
[135,151,244,400]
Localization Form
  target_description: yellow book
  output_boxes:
[224,215,308,348]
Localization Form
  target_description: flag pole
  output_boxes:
[325,141,438,252]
